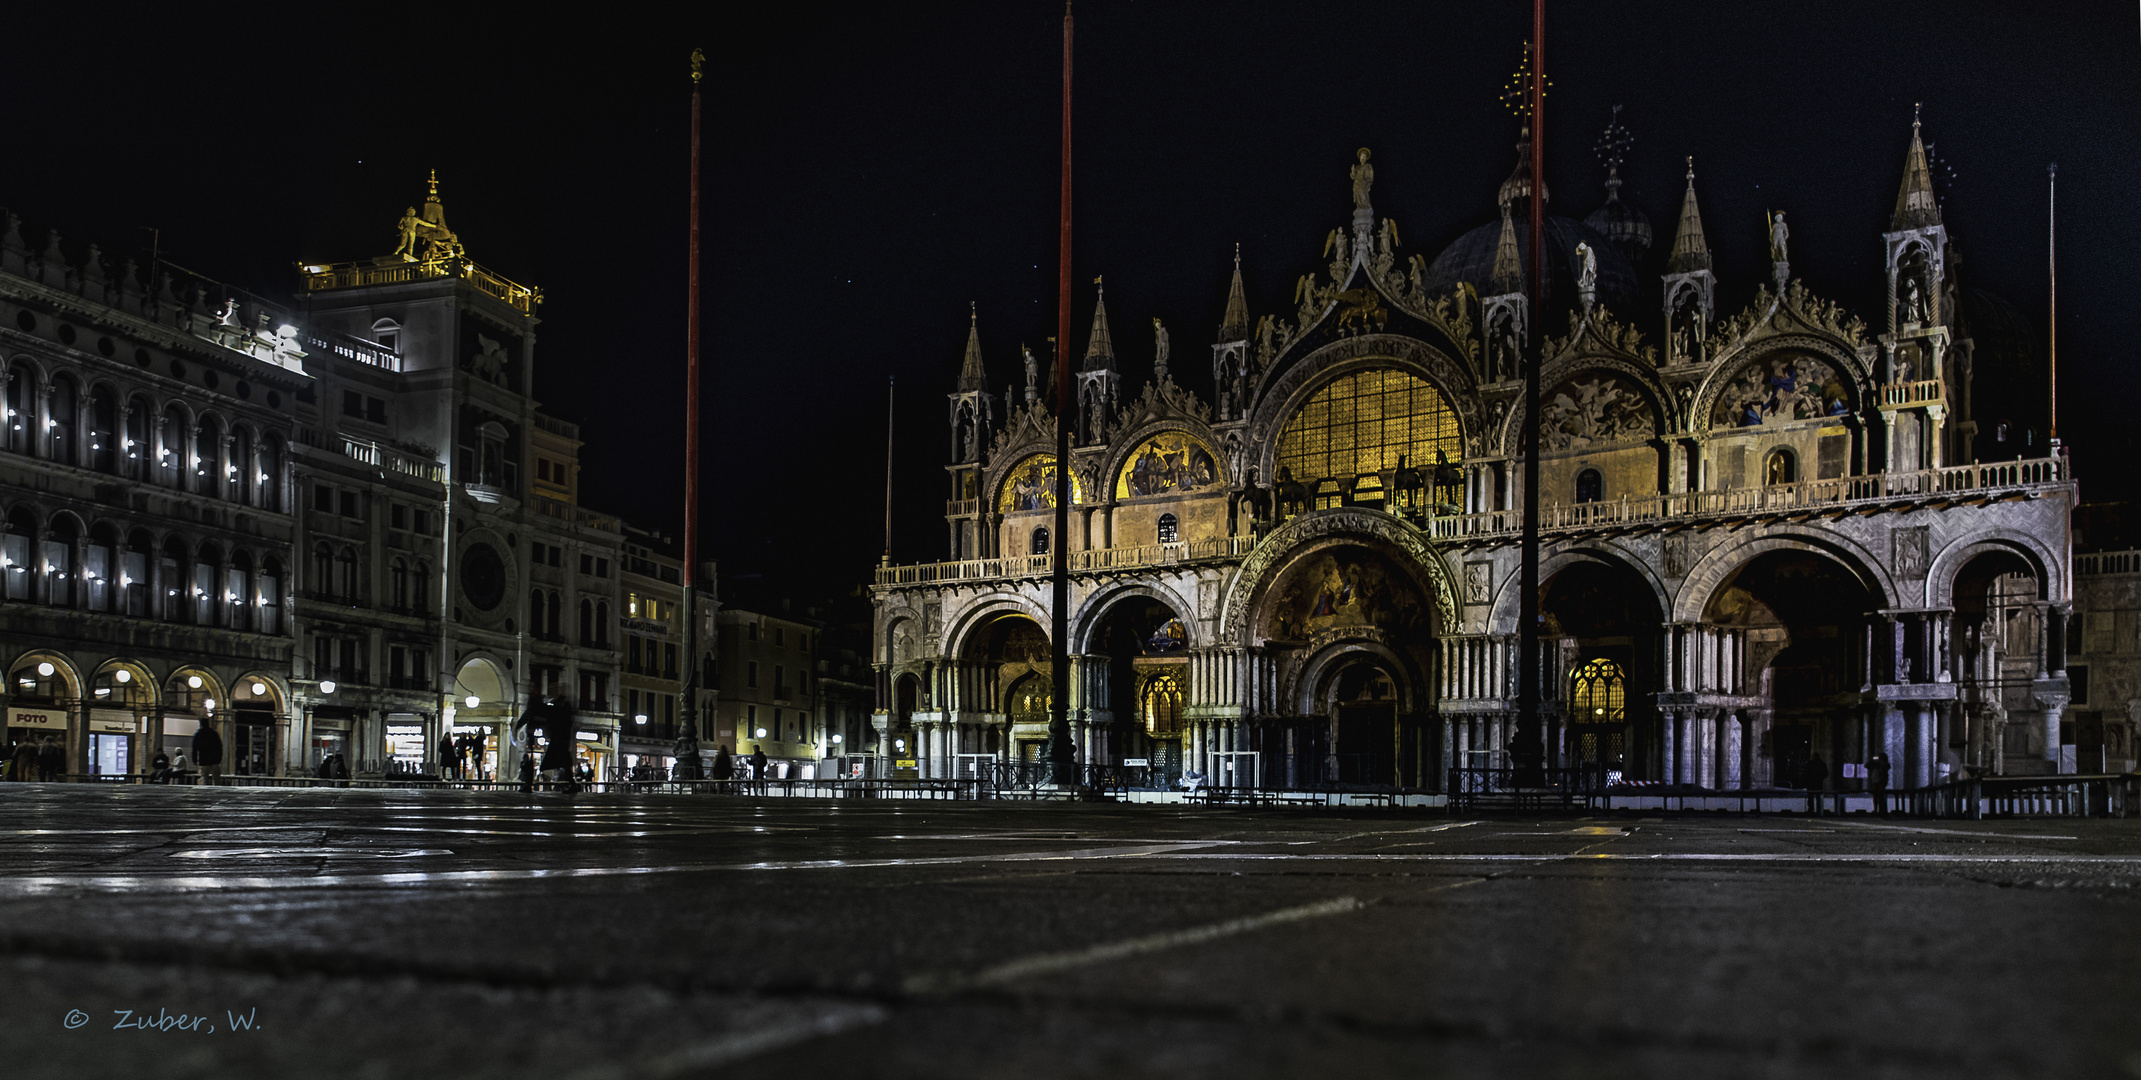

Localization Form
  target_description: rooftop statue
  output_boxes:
[1350,148,1374,211]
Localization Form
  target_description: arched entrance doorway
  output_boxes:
[1541,558,1663,779]
[1705,549,1880,789]
[953,610,1047,776]
[1951,549,2046,773]
[1262,542,1437,790]
[1088,594,1191,781]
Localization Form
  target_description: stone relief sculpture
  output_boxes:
[1709,354,1850,428]
[1540,375,1654,450]
[1350,147,1374,210]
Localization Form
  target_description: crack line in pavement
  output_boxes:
[902,895,1371,995]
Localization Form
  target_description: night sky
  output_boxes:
[5,3,2136,600]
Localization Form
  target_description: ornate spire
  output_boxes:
[957,302,986,390]
[1667,158,1712,273]
[1082,276,1116,371]
[1489,204,1524,295]
[1218,243,1249,342]
[1584,105,1653,260]
[1497,124,1548,213]
[1892,104,1942,231]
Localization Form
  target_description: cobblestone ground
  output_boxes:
[2,784,2138,1079]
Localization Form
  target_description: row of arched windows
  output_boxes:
[2,361,287,510]
[308,543,431,614]
[1,506,283,632]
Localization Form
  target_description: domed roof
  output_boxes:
[1422,215,1639,311]
[1583,190,1653,261]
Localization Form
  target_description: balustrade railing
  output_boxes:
[342,437,443,484]
[878,457,2069,586]
[1880,378,1945,409]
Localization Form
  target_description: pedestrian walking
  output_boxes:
[471,730,490,781]
[193,723,224,785]
[711,745,733,781]
[438,734,459,779]
[37,736,64,781]
[1803,753,1829,816]
[1868,751,1892,815]
[8,739,36,782]
[749,745,768,782]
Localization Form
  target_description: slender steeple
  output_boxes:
[1082,276,1116,371]
[957,302,986,390]
[1892,104,1941,231]
[1497,124,1549,213]
[1218,244,1249,342]
[1667,158,1712,273]
[1489,205,1525,296]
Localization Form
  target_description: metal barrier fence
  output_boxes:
[1901,774,2141,819]
[1446,765,1609,812]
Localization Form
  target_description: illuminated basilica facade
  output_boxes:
[870,115,2090,792]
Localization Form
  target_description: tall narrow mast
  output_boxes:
[2048,162,2058,446]
[1048,3,1077,787]
[680,48,705,763]
[884,376,895,561]
[1516,2,1546,781]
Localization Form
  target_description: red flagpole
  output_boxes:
[1048,3,1076,786]
[681,49,705,755]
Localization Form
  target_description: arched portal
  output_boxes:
[958,611,1049,766]
[1259,541,1437,789]
[1087,593,1191,777]
[1542,558,1664,778]
[1705,549,1880,789]
[1950,548,2046,771]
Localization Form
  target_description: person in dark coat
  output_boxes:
[749,745,768,781]
[149,751,172,785]
[710,745,734,782]
[1803,753,1830,816]
[1867,751,1892,815]
[438,735,459,779]
[471,730,489,781]
[193,724,225,785]
[315,755,334,781]
[7,740,33,782]
[512,698,579,792]
[37,736,64,782]
[517,746,536,793]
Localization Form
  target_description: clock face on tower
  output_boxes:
[461,541,506,611]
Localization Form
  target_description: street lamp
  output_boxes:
[464,695,480,710]
[318,680,336,694]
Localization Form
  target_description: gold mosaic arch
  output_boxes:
[996,453,1086,513]
[1114,431,1223,500]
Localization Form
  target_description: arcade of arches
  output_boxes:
[879,126,2079,791]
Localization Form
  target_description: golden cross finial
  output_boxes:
[427,169,440,203]
[1913,102,1922,134]
[1686,155,1695,183]
[690,48,704,85]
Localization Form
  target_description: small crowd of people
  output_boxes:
[6,736,67,782]
[436,731,492,781]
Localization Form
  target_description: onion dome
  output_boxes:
[1582,107,1652,261]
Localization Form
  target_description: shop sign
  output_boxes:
[89,709,138,733]
[894,758,917,768]
[576,730,607,742]
[1124,758,1149,767]
[7,706,63,729]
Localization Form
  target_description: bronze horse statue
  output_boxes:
[1274,466,1313,518]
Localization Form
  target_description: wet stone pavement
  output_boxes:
[1,785,2138,1079]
